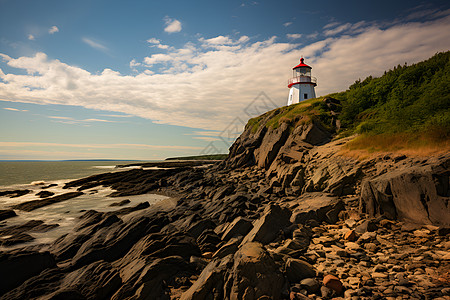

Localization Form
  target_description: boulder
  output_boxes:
[180,256,232,300]
[360,161,450,226]
[0,250,56,295]
[289,193,344,224]
[228,242,285,299]
[0,209,17,221]
[285,258,315,283]
[241,204,291,245]
[323,274,343,294]
[221,217,253,241]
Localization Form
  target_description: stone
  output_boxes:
[355,219,378,234]
[344,230,357,242]
[360,161,450,226]
[0,250,56,295]
[300,278,320,294]
[109,199,131,206]
[290,193,344,224]
[285,258,316,283]
[241,204,291,245]
[221,217,253,241]
[12,192,84,212]
[213,237,240,259]
[230,242,285,299]
[0,209,17,221]
[36,190,55,198]
[323,274,343,294]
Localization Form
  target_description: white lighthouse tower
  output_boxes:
[287,58,317,105]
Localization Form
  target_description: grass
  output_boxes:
[247,96,337,133]
[340,131,450,159]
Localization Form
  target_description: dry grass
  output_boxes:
[339,132,450,160]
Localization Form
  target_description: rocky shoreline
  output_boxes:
[0,99,449,299]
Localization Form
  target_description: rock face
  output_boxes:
[360,156,450,226]
[0,250,56,295]
[1,97,449,299]
[241,204,291,245]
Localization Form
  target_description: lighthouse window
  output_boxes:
[304,93,308,99]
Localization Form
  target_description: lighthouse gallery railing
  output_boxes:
[288,76,317,86]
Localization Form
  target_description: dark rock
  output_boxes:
[221,216,253,241]
[0,220,59,245]
[323,274,343,294]
[0,209,17,221]
[0,189,31,198]
[36,190,55,198]
[360,160,450,226]
[126,256,190,300]
[0,232,34,246]
[180,255,231,300]
[242,204,291,245]
[0,250,56,295]
[285,258,315,283]
[355,219,378,234]
[41,183,58,189]
[290,193,344,224]
[109,199,130,206]
[12,192,84,212]
[213,237,241,259]
[300,278,320,294]
[229,242,285,299]
[107,201,149,216]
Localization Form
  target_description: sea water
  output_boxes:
[0,161,170,250]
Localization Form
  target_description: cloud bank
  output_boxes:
[1,15,450,131]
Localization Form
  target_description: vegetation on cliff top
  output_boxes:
[248,51,450,154]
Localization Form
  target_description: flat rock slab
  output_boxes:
[12,192,84,212]
[289,192,344,224]
[0,209,17,221]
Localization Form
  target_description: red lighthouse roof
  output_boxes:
[293,58,311,69]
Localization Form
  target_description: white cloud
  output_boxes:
[129,59,141,68]
[143,53,173,66]
[1,15,450,132]
[324,23,351,36]
[164,17,182,33]
[49,26,59,34]
[203,35,234,45]
[323,21,340,29]
[82,37,108,52]
[83,118,115,123]
[3,107,27,112]
[287,33,302,39]
[28,34,35,40]
[0,142,202,150]
[147,38,160,44]
[306,32,319,39]
[283,22,293,27]
[147,37,171,50]
[48,116,73,120]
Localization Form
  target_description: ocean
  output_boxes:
[0,160,170,250]
[0,160,148,186]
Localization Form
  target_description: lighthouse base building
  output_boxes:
[287,58,317,106]
[287,83,316,106]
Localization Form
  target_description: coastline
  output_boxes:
[0,148,449,298]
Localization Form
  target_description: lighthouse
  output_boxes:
[287,58,317,105]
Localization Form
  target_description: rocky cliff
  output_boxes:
[0,98,449,299]
[224,97,450,227]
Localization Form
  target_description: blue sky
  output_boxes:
[1,0,449,160]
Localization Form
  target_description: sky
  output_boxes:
[0,0,449,160]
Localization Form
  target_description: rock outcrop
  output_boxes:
[1,97,449,299]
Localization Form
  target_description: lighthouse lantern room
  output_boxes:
[287,58,317,105]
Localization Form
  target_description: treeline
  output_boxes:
[332,51,449,141]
